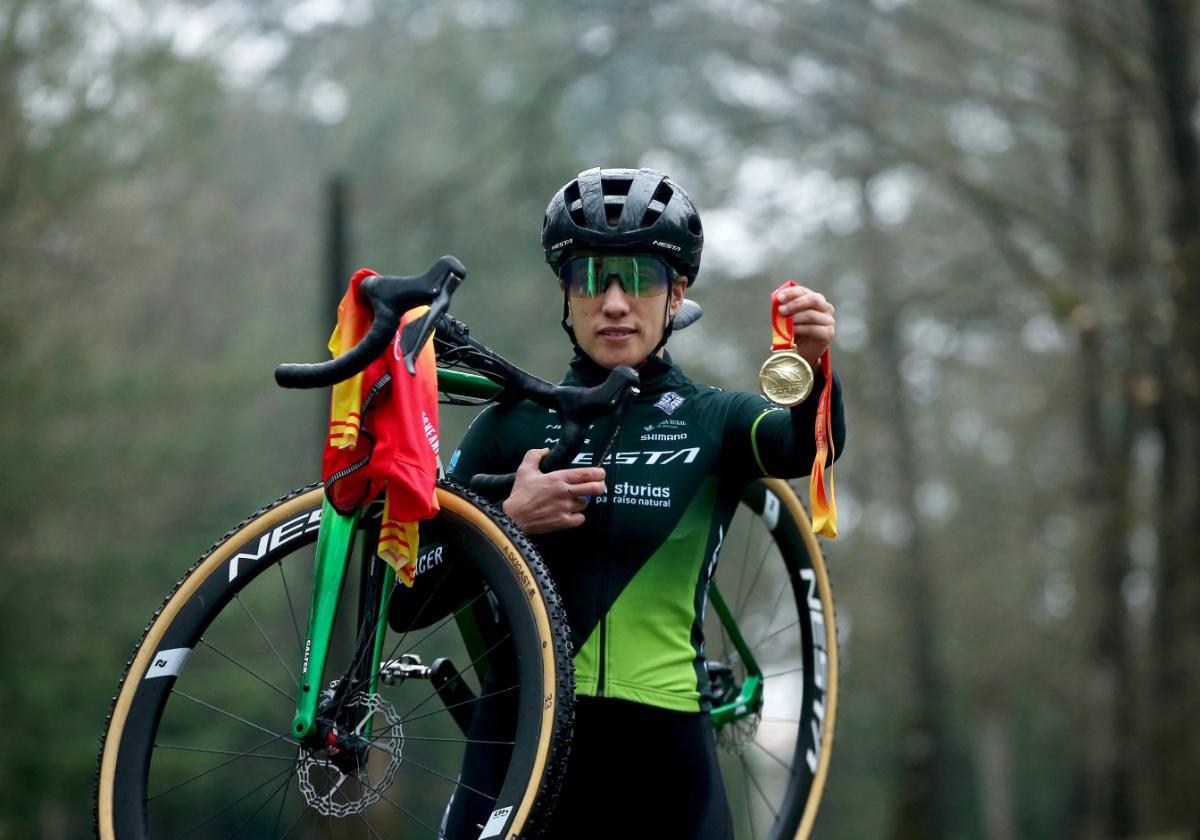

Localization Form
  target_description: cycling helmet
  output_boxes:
[542,167,704,284]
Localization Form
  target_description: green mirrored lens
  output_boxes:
[560,255,672,298]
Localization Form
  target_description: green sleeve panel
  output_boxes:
[721,370,845,483]
[575,477,719,712]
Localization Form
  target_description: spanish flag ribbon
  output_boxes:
[323,269,441,587]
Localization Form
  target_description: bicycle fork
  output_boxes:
[291,497,393,741]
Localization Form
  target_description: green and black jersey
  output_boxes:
[447,352,845,713]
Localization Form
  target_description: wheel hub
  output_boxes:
[296,692,404,817]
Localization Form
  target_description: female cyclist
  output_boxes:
[445,166,845,839]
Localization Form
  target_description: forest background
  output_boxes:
[2,0,1198,837]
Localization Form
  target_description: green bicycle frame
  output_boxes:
[290,367,764,738]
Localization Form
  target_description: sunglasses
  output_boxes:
[559,254,678,299]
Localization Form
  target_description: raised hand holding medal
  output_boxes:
[760,283,812,406]
[760,280,839,538]
[759,282,835,405]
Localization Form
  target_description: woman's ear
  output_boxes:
[670,276,688,315]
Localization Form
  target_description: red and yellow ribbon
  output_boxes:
[771,281,838,538]
[771,281,798,350]
[810,349,837,538]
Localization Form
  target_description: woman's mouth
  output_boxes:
[598,327,636,342]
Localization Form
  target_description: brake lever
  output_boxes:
[591,383,640,465]
[398,270,463,374]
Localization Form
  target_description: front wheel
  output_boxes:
[96,482,574,839]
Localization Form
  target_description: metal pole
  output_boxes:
[321,174,352,435]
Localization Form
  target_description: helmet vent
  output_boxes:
[641,199,665,227]
[601,174,633,197]
[604,197,625,227]
[564,181,586,226]
[642,182,674,226]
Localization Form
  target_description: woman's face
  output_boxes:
[567,275,687,368]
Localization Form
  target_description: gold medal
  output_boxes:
[760,281,815,406]
[759,348,814,406]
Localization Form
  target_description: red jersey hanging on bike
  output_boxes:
[323,267,441,586]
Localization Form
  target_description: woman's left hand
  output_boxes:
[775,284,836,369]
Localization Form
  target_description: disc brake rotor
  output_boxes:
[296,692,404,817]
[713,651,762,755]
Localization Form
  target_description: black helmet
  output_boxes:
[541,167,704,284]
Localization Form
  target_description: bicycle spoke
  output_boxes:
[148,731,298,801]
[732,505,755,613]
[235,593,298,688]
[396,734,515,746]
[167,761,299,840]
[398,631,513,722]
[353,770,449,839]
[761,665,805,680]
[228,760,300,839]
[171,689,298,744]
[736,535,776,619]
[155,743,296,762]
[756,616,802,650]
[271,762,294,838]
[739,755,759,840]
[751,738,793,773]
[390,749,499,803]
[276,803,310,840]
[197,638,294,703]
[276,561,305,654]
[743,752,781,822]
[386,586,490,668]
[385,683,519,730]
[353,807,384,840]
[752,580,791,652]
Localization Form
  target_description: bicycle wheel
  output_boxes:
[96,482,574,839]
[706,478,839,840]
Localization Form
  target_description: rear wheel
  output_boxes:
[707,478,839,840]
[96,482,574,839]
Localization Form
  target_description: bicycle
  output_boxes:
[95,256,839,839]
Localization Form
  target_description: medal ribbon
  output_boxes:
[810,349,837,537]
[771,282,838,538]
[771,281,798,350]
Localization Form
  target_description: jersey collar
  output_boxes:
[565,350,680,395]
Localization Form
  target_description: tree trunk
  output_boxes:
[1145,0,1200,831]
[975,692,1017,840]
[858,171,954,840]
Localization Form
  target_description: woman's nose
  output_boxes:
[601,278,630,314]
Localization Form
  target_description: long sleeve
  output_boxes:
[719,369,845,483]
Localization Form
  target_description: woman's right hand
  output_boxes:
[501,448,607,534]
